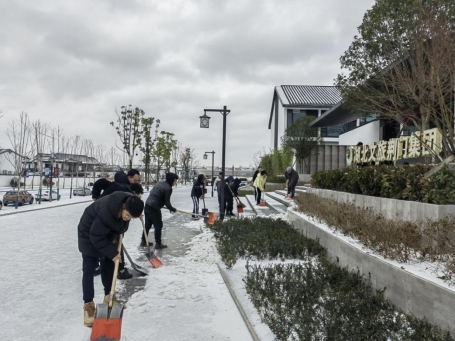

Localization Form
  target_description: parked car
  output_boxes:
[0,200,2,210]
[2,190,34,206]
[73,187,92,196]
[238,177,248,187]
[35,190,61,201]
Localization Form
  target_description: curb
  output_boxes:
[0,199,92,217]
[216,263,261,341]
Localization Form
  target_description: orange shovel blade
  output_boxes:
[90,318,122,341]
[150,256,163,268]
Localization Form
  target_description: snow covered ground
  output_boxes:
[0,185,276,341]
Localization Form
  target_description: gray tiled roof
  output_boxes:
[281,85,341,106]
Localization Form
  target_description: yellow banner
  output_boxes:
[346,128,442,165]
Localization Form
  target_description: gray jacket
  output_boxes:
[145,177,177,211]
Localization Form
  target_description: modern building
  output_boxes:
[268,85,343,150]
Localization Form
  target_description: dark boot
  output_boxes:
[117,268,133,280]
[155,243,168,249]
[140,240,153,247]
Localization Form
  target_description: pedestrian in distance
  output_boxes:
[142,172,179,249]
[78,192,144,327]
[253,170,267,205]
[91,169,143,280]
[252,166,262,201]
[191,174,206,220]
[284,167,299,199]
[224,176,235,216]
[214,172,223,209]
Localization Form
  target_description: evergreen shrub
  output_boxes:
[311,165,455,204]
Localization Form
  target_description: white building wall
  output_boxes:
[338,120,381,146]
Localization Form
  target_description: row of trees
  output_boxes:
[110,105,200,187]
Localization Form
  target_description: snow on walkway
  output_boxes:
[0,186,258,341]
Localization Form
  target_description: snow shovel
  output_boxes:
[90,235,125,341]
[227,183,246,209]
[122,245,148,276]
[176,209,216,225]
[201,197,209,216]
[140,216,163,268]
[259,190,267,207]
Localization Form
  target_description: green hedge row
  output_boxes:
[211,217,453,340]
[311,165,455,204]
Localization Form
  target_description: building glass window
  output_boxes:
[287,109,318,127]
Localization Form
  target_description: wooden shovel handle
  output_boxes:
[176,209,206,218]
[108,234,123,308]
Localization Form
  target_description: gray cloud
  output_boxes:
[0,0,375,168]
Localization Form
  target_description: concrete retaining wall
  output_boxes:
[287,210,455,336]
[307,187,455,222]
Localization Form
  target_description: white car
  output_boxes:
[73,187,92,196]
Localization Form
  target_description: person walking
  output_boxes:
[253,170,267,205]
[214,172,223,209]
[142,172,179,249]
[191,174,205,220]
[79,192,144,327]
[252,166,262,201]
[284,167,299,199]
[224,176,235,216]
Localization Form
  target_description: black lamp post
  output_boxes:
[200,106,230,220]
[204,151,215,197]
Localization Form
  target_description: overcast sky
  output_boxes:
[0,0,375,169]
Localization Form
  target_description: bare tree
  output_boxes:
[30,120,51,196]
[110,105,145,169]
[336,0,455,158]
[5,112,32,193]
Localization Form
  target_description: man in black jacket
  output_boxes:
[191,174,205,220]
[224,176,235,217]
[79,192,144,327]
[142,172,179,249]
[92,169,141,200]
[92,169,142,280]
[285,167,299,199]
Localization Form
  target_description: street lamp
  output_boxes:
[204,151,215,197]
[200,106,230,220]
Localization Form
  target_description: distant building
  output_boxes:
[268,85,342,150]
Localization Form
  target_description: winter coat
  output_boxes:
[285,169,299,188]
[224,176,234,199]
[92,171,131,199]
[252,170,260,183]
[78,191,133,259]
[145,173,178,212]
[191,179,205,198]
[253,175,266,191]
[231,178,241,197]
[214,177,223,194]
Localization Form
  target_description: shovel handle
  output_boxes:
[176,209,207,218]
[108,234,123,308]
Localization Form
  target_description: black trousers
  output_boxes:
[288,184,296,198]
[191,196,199,217]
[256,188,262,204]
[254,186,258,201]
[143,204,163,244]
[225,197,233,214]
[82,254,115,303]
